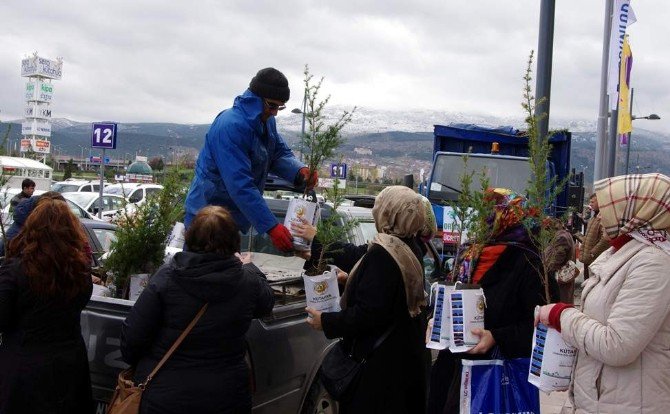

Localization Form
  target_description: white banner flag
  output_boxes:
[608,0,636,110]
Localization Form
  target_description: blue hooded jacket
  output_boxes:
[0,196,39,254]
[184,90,303,233]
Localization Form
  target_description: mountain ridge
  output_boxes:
[2,111,669,184]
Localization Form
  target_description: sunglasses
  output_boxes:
[264,100,286,111]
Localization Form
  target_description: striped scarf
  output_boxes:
[595,173,670,256]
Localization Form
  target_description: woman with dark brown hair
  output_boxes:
[121,205,274,414]
[0,198,94,414]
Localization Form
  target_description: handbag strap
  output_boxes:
[357,323,395,362]
[140,303,208,388]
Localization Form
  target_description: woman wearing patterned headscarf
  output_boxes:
[304,186,429,414]
[428,188,556,414]
[536,173,670,413]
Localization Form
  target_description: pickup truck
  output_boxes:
[83,198,378,414]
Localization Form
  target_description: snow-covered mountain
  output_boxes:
[276,105,604,136]
[14,105,667,139]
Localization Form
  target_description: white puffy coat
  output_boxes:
[560,239,670,413]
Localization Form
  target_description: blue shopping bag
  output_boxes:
[460,358,540,414]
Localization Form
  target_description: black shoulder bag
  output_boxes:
[319,324,395,401]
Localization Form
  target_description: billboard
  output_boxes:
[25,81,54,102]
[19,138,51,154]
[20,139,32,152]
[22,120,52,137]
[32,139,51,154]
[21,55,63,80]
[24,103,52,119]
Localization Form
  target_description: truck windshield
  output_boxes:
[429,153,531,202]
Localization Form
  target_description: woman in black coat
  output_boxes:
[305,186,430,414]
[427,189,558,414]
[0,198,94,414]
[120,206,274,414]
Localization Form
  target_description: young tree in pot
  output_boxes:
[520,51,569,304]
[290,65,356,276]
[104,168,186,299]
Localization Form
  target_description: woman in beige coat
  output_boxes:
[537,173,670,414]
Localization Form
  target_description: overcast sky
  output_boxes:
[1,0,668,134]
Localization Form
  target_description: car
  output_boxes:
[81,218,117,266]
[1,189,99,222]
[0,187,45,210]
[62,192,129,222]
[103,183,163,206]
[51,179,108,193]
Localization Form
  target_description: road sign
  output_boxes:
[91,122,117,149]
[330,163,347,179]
[90,156,111,164]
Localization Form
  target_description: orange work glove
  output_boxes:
[296,167,319,191]
[268,223,293,252]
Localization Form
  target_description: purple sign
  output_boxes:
[91,122,117,149]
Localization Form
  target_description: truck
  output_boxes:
[424,123,584,258]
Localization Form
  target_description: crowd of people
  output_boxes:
[0,65,669,414]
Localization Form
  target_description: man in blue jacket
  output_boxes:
[184,68,317,252]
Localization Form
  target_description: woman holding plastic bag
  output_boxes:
[427,189,558,414]
[536,173,670,414]
[304,186,429,414]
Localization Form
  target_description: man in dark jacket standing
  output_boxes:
[9,178,35,209]
[184,68,317,252]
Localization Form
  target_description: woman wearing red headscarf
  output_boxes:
[428,189,558,414]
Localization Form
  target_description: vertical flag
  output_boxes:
[608,0,636,110]
[618,35,633,145]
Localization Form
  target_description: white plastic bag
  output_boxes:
[129,273,150,302]
[303,266,341,313]
[448,287,486,353]
[426,283,455,350]
[166,221,186,249]
[528,323,577,392]
[92,283,111,297]
[285,198,320,251]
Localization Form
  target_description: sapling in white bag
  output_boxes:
[285,198,320,252]
[448,285,486,353]
[303,265,341,313]
[426,283,456,350]
[528,321,577,392]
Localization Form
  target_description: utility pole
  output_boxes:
[535,0,556,142]
[594,0,614,182]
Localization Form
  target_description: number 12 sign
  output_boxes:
[91,122,117,149]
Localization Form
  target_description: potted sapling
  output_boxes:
[286,65,355,313]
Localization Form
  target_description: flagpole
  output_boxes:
[607,103,619,177]
[624,88,634,174]
[594,0,614,183]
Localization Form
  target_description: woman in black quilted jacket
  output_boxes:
[121,206,274,414]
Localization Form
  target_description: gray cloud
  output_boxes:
[0,0,668,134]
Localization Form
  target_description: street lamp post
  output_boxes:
[291,89,307,162]
[77,145,86,171]
[624,88,661,174]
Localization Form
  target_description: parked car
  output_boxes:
[103,183,163,206]
[1,189,101,224]
[81,218,117,266]
[51,179,108,193]
[62,192,129,222]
